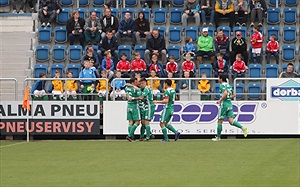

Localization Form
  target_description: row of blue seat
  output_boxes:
[269,0,297,7]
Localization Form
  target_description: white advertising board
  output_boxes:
[267,78,300,101]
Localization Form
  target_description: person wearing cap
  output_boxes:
[230,31,248,65]
[197,28,215,65]
[214,29,230,61]
[182,0,201,31]
[214,0,234,29]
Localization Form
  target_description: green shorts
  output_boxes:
[160,108,173,123]
[218,105,234,119]
[141,105,155,121]
[127,104,141,121]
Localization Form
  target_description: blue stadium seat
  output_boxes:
[137,8,150,20]
[172,0,184,6]
[283,26,296,43]
[250,26,264,36]
[93,0,105,6]
[35,45,50,62]
[153,26,166,38]
[283,8,297,24]
[169,26,182,43]
[185,26,198,42]
[282,44,296,61]
[125,0,137,6]
[60,0,73,6]
[109,8,119,18]
[38,27,51,43]
[199,64,212,78]
[67,64,81,78]
[285,0,297,6]
[57,8,70,24]
[74,8,86,19]
[34,64,48,78]
[167,45,181,61]
[265,64,279,78]
[52,45,66,62]
[50,64,64,78]
[170,8,183,24]
[134,45,146,60]
[118,45,132,61]
[200,26,214,37]
[79,0,89,6]
[54,26,67,43]
[154,8,167,24]
[233,26,247,39]
[232,83,245,100]
[269,0,281,6]
[213,83,220,100]
[248,64,262,78]
[89,8,103,19]
[0,0,9,5]
[121,8,134,20]
[247,82,262,100]
[69,45,83,62]
[266,26,280,41]
[267,8,280,24]
[217,26,231,39]
[281,63,288,72]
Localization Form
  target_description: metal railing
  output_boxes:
[233,78,267,101]
[0,78,18,101]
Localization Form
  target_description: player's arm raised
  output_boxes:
[153,96,169,104]
[217,90,228,104]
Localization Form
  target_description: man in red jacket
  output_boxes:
[181,53,195,77]
[251,25,263,64]
[117,53,131,78]
[131,52,147,77]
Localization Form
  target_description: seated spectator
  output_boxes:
[110,70,126,100]
[165,72,178,92]
[197,28,215,65]
[183,36,197,59]
[182,0,200,30]
[214,0,234,29]
[214,53,229,77]
[88,58,100,78]
[134,11,150,45]
[101,8,119,38]
[101,51,115,80]
[38,0,61,27]
[51,70,64,100]
[250,0,267,27]
[231,31,248,65]
[79,60,96,100]
[232,53,246,80]
[234,0,248,26]
[279,63,298,78]
[98,30,119,65]
[105,0,117,8]
[81,46,100,68]
[147,70,161,99]
[250,25,263,64]
[181,71,195,90]
[67,10,85,46]
[28,0,36,13]
[141,0,153,8]
[198,72,211,100]
[215,29,230,61]
[96,70,110,98]
[148,55,164,78]
[131,52,147,77]
[266,34,279,64]
[84,11,102,45]
[200,0,216,26]
[145,30,167,64]
[182,53,196,77]
[116,11,134,47]
[64,71,77,100]
[31,72,48,100]
[166,56,179,78]
[116,53,131,78]
[11,0,26,14]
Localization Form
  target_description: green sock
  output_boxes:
[73,96,77,100]
[33,96,38,100]
[145,125,151,139]
[129,124,138,137]
[232,121,243,129]
[161,127,168,140]
[43,95,48,100]
[217,123,222,138]
[140,125,146,138]
[166,124,177,134]
[128,125,132,135]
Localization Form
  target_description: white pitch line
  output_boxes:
[0,142,27,149]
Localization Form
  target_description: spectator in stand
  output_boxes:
[200,0,216,26]
[67,10,85,46]
[165,72,178,92]
[131,52,147,77]
[279,63,298,78]
[181,71,195,90]
[198,72,211,100]
[101,8,119,38]
[105,0,117,8]
[251,25,263,64]
[101,51,115,80]
[116,53,131,78]
[64,71,77,100]
[166,56,179,78]
[96,70,110,97]
[11,0,26,14]
[110,70,126,100]
[214,0,234,29]
[215,29,230,61]
[250,0,267,27]
[182,53,196,78]
[87,56,100,78]
[197,28,215,65]
[234,0,248,26]
[148,55,164,78]
[182,0,200,30]
[28,0,37,13]
[84,11,102,45]
[214,53,229,77]
[266,34,279,64]
[51,70,64,100]
[147,70,161,99]
[183,36,197,59]
[145,29,167,65]
[38,0,61,27]
[116,11,135,47]
[231,31,248,65]
[98,30,119,65]
[232,53,246,79]
[79,60,96,101]
[142,0,153,8]
[134,11,150,45]
[31,72,48,100]
[81,46,100,68]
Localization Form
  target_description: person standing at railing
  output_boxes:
[181,71,195,90]
[96,70,110,104]
[147,70,161,100]
[110,71,126,100]
[79,60,96,101]
[51,70,64,100]
[198,72,211,100]
[64,71,77,100]
[31,72,48,100]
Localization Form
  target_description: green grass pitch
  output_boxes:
[0,139,299,187]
